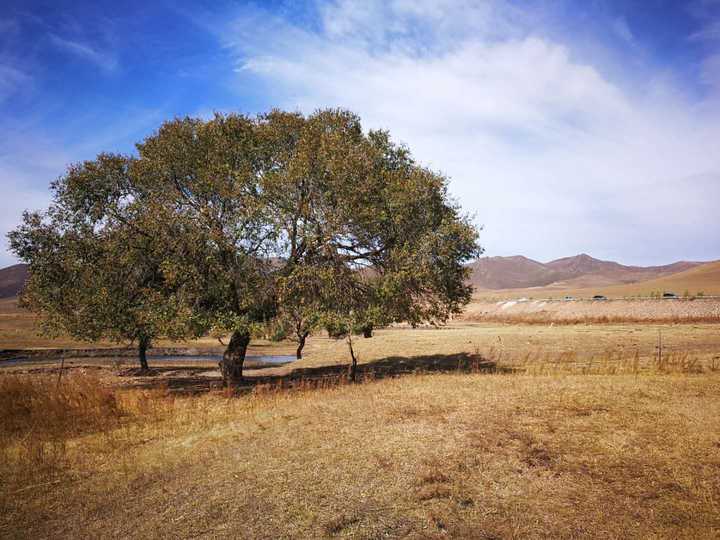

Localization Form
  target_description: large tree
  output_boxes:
[10,109,480,384]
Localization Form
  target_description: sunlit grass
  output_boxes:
[2,357,720,538]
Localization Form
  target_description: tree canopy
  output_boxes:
[9,108,481,383]
[9,155,195,369]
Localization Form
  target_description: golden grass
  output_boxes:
[6,322,706,386]
[0,372,169,488]
[590,259,720,297]
[2,364,720,538]
[291,323,720,371]
[463,312,720,325]
[3,301,720,537]
[0,298,89,349]
[0,372,120,438]
[461,297,720,326]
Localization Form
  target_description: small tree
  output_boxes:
[322,308,383,382]
[275,266,326,359]
[8,155,194,370]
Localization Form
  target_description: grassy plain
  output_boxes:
[2,369,719,539]
[2,295,720,538]
[462,298,720,325]
[0,297,271,352]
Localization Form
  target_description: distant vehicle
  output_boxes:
[662,292,678,299]
[592,295,607,300]
[563,296,575,301]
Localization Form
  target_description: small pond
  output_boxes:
[0,354,297,367]
[149,355,296,365]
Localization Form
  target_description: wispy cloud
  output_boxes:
[49,34,118,72]
[0,18,20,35]
[612,17,634,44]
[689,19,720,42]
[0,64,30,103]
[688,0,720,42]
[0,16,30,104]
[211,0,720,264]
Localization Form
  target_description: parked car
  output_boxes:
[563,296,575,301]
[662,292,678,299]
[592,295,607,300]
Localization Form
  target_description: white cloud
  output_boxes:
[49,34,118,72]
[0,185,51,268]
[0,143,60,267]
[317,0,524,47]
[217,0,720,265]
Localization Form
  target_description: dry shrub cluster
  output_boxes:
[250,372,376,397]
[0,372,120,439]
[0,372,171,486]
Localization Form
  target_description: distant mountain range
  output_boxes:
[467,254,704,290]
[0,264,28,299]
[0,255,711,299]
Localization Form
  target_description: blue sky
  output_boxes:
[1,0,719,267]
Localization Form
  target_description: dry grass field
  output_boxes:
[2,369,719,539]
[4,322,720,381]
[3,292,720,538]
[0,298,92,350]
[4,293,720,362]
[0,297,257,351]
[463,298,720,325]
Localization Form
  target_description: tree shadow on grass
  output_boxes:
[121,352,516,394]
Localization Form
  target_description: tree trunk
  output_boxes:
[296,331,309,360]
[220,329,251,385]
[138,335,150,371]
[347,334,358,383]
